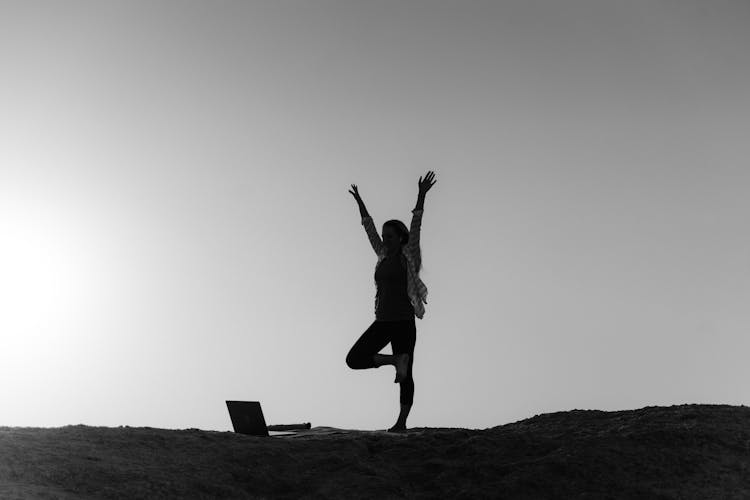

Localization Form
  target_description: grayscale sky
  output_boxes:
[1,0,749,431]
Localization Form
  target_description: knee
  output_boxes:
[345,351,358,369]
[347,350,372,369]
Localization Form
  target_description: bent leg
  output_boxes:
[346,321,390,369]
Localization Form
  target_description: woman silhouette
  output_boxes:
[346,171,436,432]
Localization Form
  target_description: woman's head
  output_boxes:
[382,219,423,273]
[382,220,409,251]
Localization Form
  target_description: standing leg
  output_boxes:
[388,319,416,432]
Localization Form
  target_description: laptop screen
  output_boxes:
[226,400,269,437]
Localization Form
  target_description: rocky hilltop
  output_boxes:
[1,403,748,499]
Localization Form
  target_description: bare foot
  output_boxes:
[387,424,407,433]
[394,353,409,383]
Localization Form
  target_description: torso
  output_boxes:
[375,250,413,321]
[384,251,406,268]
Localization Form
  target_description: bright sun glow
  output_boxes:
[1,212,79,329]
[0,192,114,377]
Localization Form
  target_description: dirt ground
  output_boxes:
[1,403,748,499]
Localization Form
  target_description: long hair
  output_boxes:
[384,219,423,274]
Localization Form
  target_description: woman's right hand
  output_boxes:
[349,184,361,201]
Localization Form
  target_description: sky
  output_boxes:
[1,0,749,432]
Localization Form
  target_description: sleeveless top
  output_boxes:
[374,252,415,321]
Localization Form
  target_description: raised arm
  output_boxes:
[407,171,436,257]
[350,184,384,256]
[416,171,436,207]
[349,184,369,219]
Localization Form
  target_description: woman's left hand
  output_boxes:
[418,171,437,195]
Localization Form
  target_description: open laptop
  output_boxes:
[226,400,269,436]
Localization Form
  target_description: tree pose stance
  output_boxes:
[346,171,436,432]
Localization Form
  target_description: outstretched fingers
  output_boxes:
[419,171,437,192]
